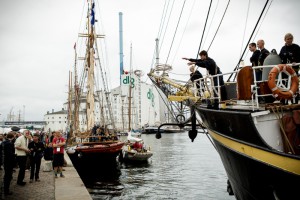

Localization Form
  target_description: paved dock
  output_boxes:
[1,153,92,200]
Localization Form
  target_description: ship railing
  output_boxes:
[192,64,299,109]
[193,71,238,106]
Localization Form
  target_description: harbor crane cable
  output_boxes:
[227,0,270,81]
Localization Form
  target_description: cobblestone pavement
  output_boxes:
[1,159,55,200]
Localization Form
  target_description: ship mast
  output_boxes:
[67,70,73,136]
[73,43,80,134]
[86,0,96,131]
[128,43,133,131]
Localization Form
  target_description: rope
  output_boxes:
[159,0,176,53]
[157,0,170,39]
[271,106,295,154]
[203,0,220,48]
[239,0,251,58]
[170,0,197,65]
[196,0,213,59]
[164,0,187,65]
[207,0,230,51]
[227,0,270,81]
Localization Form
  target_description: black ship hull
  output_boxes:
[196,107,300,200]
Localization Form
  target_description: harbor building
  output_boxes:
[44,72,169,132]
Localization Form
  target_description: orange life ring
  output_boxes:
[268,64,299,99]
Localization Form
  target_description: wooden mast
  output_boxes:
[73,44,80,133]
[67,70,73,139]
[86,0,95,131]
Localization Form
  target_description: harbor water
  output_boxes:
[75,132,236,200]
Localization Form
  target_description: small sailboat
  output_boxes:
[66,0,124,160]
[120,131,153,162]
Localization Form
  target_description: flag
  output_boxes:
[91,2,95,26]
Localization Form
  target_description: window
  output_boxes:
[59,121,61,123]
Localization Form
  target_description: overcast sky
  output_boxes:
[0,0,299,121]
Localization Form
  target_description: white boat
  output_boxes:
[120,131,153,162]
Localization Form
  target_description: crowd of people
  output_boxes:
[0,129,66,196]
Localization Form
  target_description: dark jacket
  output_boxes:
[279,43,300,64]
[28,141,45,159]
[189,57,219,75]
[2,140,15,166]
[190,70,203,89]
[188,57,224,86]
[250,50,260,66]
[258,48,270,66]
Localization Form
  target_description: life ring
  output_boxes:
[268,64,299,99]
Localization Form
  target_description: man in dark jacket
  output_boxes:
[28,133,45,182]
[183,50,226,107]
[183,50,224,86]
[3,132,15,195]
[257,39,270,66]
[249,42,260,67]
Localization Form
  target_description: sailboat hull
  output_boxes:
[75,141,124,155]
[196,107,300,200]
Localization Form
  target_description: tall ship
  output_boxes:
[148,1,300,200]
[66,0,123,160]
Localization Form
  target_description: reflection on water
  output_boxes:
[72,132,235,200]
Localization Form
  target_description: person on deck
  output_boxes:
[52,131,66,178]
[183,50,225,107]
[189,64,203,95]
[183,50,224,86]
[279,33,300,104]
[28,133,45,182]
[257,39,270,66]
[279,33,300,71]
[249,42,260,67]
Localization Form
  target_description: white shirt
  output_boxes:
[15,135,28,156]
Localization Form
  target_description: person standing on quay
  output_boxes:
[15,130,31,186]
[28,133,45,183]
[52,131,66,178]
[3,132,15,195]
